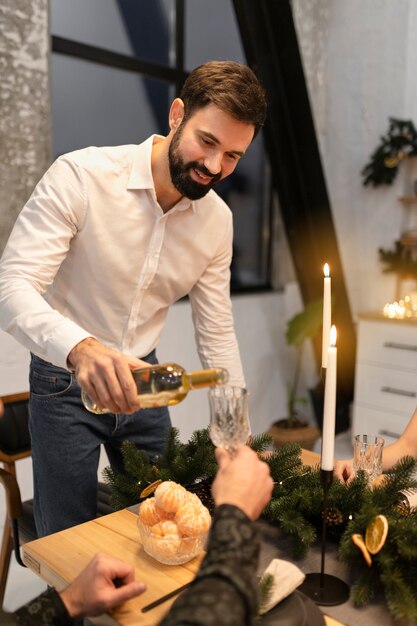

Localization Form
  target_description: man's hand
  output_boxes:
[68,337,150,413]
[333,458,354,483]
[212,446,273,520]
[59,553,146,619]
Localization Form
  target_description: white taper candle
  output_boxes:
[321,325,337,471]
[322,263,331,368]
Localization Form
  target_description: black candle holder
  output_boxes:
[298,469,350,606]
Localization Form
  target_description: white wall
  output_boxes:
[293,0,417,315]
[157,285,317,441]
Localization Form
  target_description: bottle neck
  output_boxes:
[187,368,229,389]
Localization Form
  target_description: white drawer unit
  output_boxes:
[352,313,417,442]
[352,405,410,444]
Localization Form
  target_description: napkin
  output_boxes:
[259,558,306,614]
[401,488,417,510]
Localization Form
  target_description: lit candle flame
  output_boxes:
[330,325,337,347]
[324,263,330,277]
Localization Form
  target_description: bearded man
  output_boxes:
[0,61,267,536]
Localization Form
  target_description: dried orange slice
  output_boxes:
[365,514,388,555]
[140,479,162,498]
[352,533,372,567]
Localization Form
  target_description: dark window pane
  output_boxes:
[185,0,244,70]
[51,54,170,157]
[51,0,174,66]
[185,0,270,288]
[216,133,271,289]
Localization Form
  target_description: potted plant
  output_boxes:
[267,297,323,450]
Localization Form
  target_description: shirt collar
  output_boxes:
[127,135,195,213]
[127,135,157,191]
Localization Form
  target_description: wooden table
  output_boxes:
[22,507,203,625]
[21,449,349,626]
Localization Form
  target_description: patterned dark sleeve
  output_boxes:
[158,504,260,626]
[13,588,73,626]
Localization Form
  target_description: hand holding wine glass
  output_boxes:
[352,434,385,484]
[208,386,250,455]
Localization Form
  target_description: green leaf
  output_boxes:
[285,297,326,348]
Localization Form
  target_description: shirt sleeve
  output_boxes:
[13,588,73,626]
[157,504,260,626]
[188,211,245,388]
[0,157,94,369]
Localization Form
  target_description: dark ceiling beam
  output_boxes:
[233,0,356,401]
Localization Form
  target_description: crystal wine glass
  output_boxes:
[208,386,250,455]
[352,434,385,484]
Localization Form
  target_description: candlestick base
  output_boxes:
[298,572,350,606]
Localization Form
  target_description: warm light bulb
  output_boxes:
[324,263,330,277]
[330,325,337,347]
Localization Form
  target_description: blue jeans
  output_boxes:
[29,352,171,537]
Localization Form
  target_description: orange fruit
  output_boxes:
[175,503,211,537]
[352,533,372,567]
[154,481,188,513]
[365,514,389,555]
[138,498,163,526]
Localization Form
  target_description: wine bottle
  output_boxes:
[81,362,229,414]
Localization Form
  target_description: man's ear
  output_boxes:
[169,98,185,131]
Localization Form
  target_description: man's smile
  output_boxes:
[191,167,215,183]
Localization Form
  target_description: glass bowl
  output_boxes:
[137,517,208,565]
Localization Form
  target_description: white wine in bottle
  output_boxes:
[81,362,229,414]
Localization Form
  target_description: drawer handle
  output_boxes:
[378,428,401,440]
[381,386,417,398]
[383,341,417,351]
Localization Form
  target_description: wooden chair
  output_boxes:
[0,392,113,608]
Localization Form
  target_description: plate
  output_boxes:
[260,589,325,626]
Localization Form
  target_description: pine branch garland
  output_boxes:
[257,574,275,617]
[249,432,276,454]
[381,567,417,623]
[103,429,417,623]
[379,241,417,278]
[362,117,417,186]
[350,569,378,607]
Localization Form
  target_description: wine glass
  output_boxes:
[353,434,385,484]
[208,386,250,455]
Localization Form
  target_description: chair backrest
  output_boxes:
[0,393,33,606]
[0,392,112,607]
[0,393,31,467]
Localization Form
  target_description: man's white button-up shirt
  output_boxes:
[0,135,245,385]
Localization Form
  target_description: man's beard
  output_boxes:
[168,127,222,200]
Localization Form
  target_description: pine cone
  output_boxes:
[325,507,344,526]
[395,498,411,517]
[185,477,215,513]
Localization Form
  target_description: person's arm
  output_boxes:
[0,157,92,368]
[158,446,273,626]
[188,206,245,388]
[158,505,258,626]
[13,553,146,625]
[380,407,417,470]
[0,157,148,413]
[334,408,417,481]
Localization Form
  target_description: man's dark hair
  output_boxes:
[179,61,267,138]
